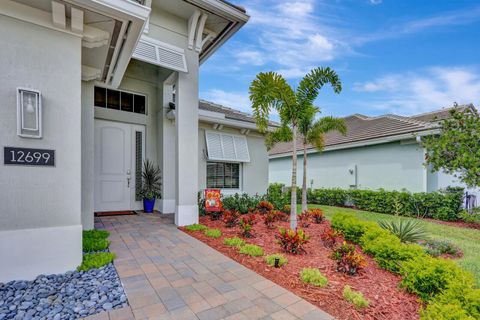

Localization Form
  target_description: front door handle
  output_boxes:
[127,177,131,188]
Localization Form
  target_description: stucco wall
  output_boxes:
[198,125,269,196]
[0,16,82,281]
[269,141,426,192]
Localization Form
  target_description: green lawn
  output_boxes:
[304,204,480,285]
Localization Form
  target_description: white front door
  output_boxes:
[94,120,145,212]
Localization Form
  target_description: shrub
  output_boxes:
[276,227,309,254]
[378,219,428,243]
[263,210,277,228]
[331,213,375,242]
[298,210,311,228]
[267,183,290,210]
[400,256,472,301]
[204,229,222,238]
[343,286,370,308]
[257,201,274,214]
[78,252,115,271]
[185,224,208,231]
[300,268,328,287]
[83,229,110,239]
[320,227,342,249]
[209,210,223,221]
[222,193,262,214]
[283,205,291,214]
[223,237,245,247]
[239,244,264,257]
[223,210,240,227]
[458,209,480,224]
[275,210,289,222]
[83,237,109,252]
[331,242,367,276]
[265,253,288,267]
[239,215,256,238]
[422,239,460,257]
[305,187,464,221]
[309,208,325,224]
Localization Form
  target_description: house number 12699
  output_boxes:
[4,147,55,166]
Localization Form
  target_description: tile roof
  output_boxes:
[268,112,439,156]
[410,104,473,122]
[199,100,278,126]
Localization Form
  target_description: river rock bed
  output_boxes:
[0,263,127,320]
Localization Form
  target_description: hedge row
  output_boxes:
[331,213,479,319]
[268,184,465,221]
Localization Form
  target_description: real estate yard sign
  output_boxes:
[205,189,222,212]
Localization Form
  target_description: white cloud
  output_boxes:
[369,0,382,5]
[278,1,314,16]
[201,89,252,113]
[234,50,265,66]
[353,66,480,114]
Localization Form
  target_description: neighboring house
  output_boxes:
[269,105,479,198]
[0,0,261,282]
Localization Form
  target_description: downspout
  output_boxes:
[416,136,428,192]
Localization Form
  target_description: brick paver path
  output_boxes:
[84,213,333,320]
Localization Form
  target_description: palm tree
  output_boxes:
[249,67,342,229]
[299,108,347,212]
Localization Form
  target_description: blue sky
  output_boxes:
[199,0,480,119]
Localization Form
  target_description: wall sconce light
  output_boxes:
[17,88,42,138]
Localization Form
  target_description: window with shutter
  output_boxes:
[205,131,250,162]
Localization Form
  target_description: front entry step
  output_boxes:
[94,211,136,217]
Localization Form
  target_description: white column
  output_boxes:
[175,50,199,226]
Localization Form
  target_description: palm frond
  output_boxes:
[249,72,296,132]
[265,125,293,150]
[307,116,347,150]
[296,67,342,108]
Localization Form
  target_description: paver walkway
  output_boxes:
[84,213,333,320]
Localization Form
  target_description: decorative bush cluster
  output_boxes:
[309,208,325,224]
[185,223,208,231]
[421,239,460,257]
[320,227,342,249]
[266,183,290,210]
[331,242,367,276]
[239,215,256,238]
[78,252,116,272]
[82,230,110,252]
[223,237,245,247]
[276,227,310,254]
[297,211,311,228]
[223,210,240,227]
[307,187,464,221]
[300,268,328,287]
[204,229,222,238]
[343,285,369,308]
[331,213,479,319]
[239,244,264,257]
[265,253,288,267]
[256,200,274,214]
[221,193,263,214]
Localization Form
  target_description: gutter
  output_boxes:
[269,129,440,159]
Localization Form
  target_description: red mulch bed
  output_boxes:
[180,214,421,320]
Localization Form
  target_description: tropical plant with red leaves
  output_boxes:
[298,210,311,228]
[275,210,289,222]
[239,215,256,238]
[222,210,240,228]
[283,205,291,214]
[320,227,342,248]
[263,211,277,228]
[331,241,367,275]
[276,227,310,254]
[257,201,274,214]
[309,208,325,224]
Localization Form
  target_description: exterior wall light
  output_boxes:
[17,88,42,138]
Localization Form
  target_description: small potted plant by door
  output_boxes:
[137,159,162,213]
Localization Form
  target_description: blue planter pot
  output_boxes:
[143,198,156,213]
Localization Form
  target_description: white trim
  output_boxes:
[190,0,249,22]
[187,10,201,50]
[269,129,440,159]
[195,13,208,52]
[175,204,199,226]
[159,199,175,214]
[0,225,82,283]
[199,113,276,132]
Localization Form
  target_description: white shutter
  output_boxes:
[234,136,250,162]
[133,36,188,73]
[205,131,223,160]
[205,131,250,162]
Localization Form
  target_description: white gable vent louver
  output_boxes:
[133,36,188,73]
[206,131,251,163]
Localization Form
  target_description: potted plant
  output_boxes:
[137,159,162,213]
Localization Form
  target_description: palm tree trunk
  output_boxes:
[290,125,298,230]
[301,141,308,212]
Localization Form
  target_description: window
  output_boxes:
[207,162,240,189]
[94,86,147,115]
[205,131,250,162]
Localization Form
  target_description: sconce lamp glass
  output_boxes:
[17,88,42,138]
